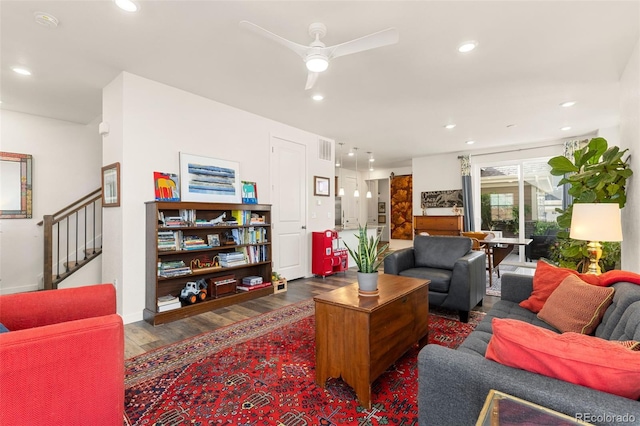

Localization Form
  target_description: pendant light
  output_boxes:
[337,143,345,196]
[365,151,373,198]
[353,147,359,197]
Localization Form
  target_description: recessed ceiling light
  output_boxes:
[12,66,32,76]
[465,140,475,145]
[560,126,572,131]
[458,41,478,53]
[115,0,138,12]
[312,94,324,101]
[34,12,59,28]
[444,124,456,129]
[560,101,576,107]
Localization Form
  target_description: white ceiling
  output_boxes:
[2,1,639,169]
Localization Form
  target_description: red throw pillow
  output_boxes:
[486,318,640,399]
[519,260,600,313]
[537,275,614,334]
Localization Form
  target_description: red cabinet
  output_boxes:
[312,230,348,277]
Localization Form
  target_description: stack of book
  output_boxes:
[182,235,209,250]
[157,230,178,251]
[157,294,181,312]
[158,260,191,277]
[219,252,247,267]
[237,276,270,292]
[249,213,266,225]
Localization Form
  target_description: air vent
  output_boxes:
[318,139,332,162]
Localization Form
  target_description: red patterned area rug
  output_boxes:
[124,300,484,426]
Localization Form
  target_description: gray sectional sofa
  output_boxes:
[418,272,640,425]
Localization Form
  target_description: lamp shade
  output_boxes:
[570,203,623,242]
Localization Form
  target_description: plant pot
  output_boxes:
[357,271,379,296]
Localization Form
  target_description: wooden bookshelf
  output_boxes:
[145,201,272,325]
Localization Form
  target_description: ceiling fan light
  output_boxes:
[306,55,329,72]
[458,41,478,53]
[115,0,138,12]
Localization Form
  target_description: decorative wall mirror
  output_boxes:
[0,152,33,219]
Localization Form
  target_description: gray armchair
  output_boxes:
[384,235,486,322]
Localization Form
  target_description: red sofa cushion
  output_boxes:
[486,318,640,399]
[537,275,614,334]
[519,260,600,313]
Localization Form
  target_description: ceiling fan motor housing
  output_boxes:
[308,22,327,39]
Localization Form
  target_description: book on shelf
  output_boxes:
[249,212,266,225]
[181,235,209,250]
[158,260,192,277]
[231,210,249,226]
[219,251,247,267]
[158,301,182,312]
[157,294,180,306]
[236,281,271,292]
[157,230,182,251]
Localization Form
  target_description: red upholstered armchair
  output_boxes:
[0,284,124,425]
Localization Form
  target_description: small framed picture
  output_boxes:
[378,215,386,224]
[241,181,258,204]
[207,234,221,247]
[314,176,330,197]
[102,162,120,207]
[378,202,386,213]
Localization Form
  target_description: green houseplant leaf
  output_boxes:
[343,223,390,273]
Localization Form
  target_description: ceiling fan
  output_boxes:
[239,21,399,90]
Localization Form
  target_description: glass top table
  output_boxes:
[476,390,593,425]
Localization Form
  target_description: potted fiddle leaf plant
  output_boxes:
[547,137,632,271]
[343,223,390,295]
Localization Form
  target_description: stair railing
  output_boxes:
[39,189,103,289]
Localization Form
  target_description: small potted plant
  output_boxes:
[343,224,390,296]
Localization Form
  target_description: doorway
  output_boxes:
[270,136,307,280]
[473,157,563,265]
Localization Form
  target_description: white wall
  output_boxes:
[102,72,334,323]
[413,153,463,217]
[619,38,640,272]
[0,110,102,294]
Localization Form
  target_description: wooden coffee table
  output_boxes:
[314,274,429,409]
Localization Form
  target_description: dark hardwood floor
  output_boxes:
[124,270,498,359]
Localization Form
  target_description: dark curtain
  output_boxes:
[460,155,475,231]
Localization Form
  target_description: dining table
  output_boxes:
[479,237,533,286]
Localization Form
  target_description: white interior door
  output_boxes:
[270,136,306,280]
[342,175,358,228]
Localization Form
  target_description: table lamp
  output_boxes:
[569,203,623,275]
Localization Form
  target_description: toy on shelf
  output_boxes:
[180,279,207,304]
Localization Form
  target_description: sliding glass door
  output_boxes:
[474,157,564,265]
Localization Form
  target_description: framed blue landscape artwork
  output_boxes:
[179,153,241,203]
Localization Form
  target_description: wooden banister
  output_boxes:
[37,188,101,226]
[42,189,103,290]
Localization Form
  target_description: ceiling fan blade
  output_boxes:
[327,28,399,59]
[305,72,319,90]
[239,21,308,58]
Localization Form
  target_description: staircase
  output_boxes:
[38,189,103,289]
